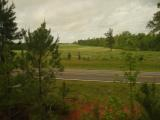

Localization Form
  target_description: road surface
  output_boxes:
[56,69,160,83]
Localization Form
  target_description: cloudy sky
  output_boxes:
[13,0,159,43]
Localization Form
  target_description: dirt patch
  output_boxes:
[63,98,141,120]
[63,99,105,120]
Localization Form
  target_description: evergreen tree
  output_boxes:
[25,22,59,97]
[0,0,18,63]
[0,0,18,104]
[147,3,160,33]
[50,36,64,71]
[104,28,115,51]
[24,22,63,119]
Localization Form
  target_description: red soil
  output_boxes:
[63,98,141,120]
[63,99,105,120]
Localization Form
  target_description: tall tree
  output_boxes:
[147,2,160,33]
[24,22,63,119]
[0,0,18,104]
[104,28,115,51]
[0,0,18,63]
[25,22,58,97]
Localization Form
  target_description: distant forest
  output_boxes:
[76,32,160,51]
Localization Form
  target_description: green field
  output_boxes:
[60,44,160,71]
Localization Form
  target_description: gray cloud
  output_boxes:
[13,0,159,43]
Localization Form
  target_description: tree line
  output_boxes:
[76,3,160,51]
[76,32,160,51]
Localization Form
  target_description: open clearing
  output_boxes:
[60,44,160,71]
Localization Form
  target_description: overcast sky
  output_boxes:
[13,0,159,43]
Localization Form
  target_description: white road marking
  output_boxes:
[56,78,160,84]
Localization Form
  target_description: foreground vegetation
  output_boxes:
[56,80,160,120]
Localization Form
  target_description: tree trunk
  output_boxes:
[38,54,42,98]
[0,35,5,64]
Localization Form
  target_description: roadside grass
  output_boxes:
[55,80,159,120]
[55,80,160,108]
[60,44,160,71]
[56,80,135,103]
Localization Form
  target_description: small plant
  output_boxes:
[67,52,71,60]
[104,96,127,120]
[124,52,143,119]
[59,81,70,114]
[78,52,81,60]
[92,103,100,120]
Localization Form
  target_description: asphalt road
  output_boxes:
[56,69,160,83]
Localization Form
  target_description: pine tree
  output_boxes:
[0,0,18,103]
[24,22,63,119]
[104,28,115,51]
[0,0,18,63]
[147,2,160,33]
[50,36,64,71]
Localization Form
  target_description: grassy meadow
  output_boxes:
[60,44,160,71]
